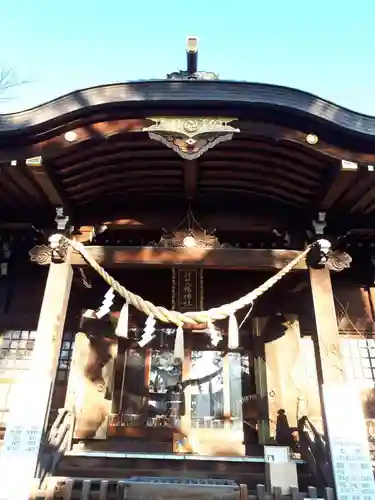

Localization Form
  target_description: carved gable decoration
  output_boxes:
[143,117,240,160]
[157,229,222,249]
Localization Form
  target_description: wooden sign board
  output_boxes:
[323,384,375,500]
[0,372,51,500]
[264,445,290,463]
[172,269,203,312]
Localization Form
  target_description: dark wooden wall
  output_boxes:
[0,249,83,330]
[79,267,312,322]
[0,251,47,328]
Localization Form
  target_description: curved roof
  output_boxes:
[1,80,375,234]
[1,80,375,141]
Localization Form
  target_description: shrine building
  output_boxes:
[0,38,374,499]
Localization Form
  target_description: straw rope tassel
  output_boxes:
[228,313,239,349]
[115,301,129,338]
[174,325,184,361]
[138,315,156,347]
[208,319,222,346]
[96,288,115,318]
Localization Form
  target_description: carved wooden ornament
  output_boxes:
[157,229,222,249]
[29,239,70,265]
[143,117,240,160]
[29,244,53,265]
[326,251,352,272]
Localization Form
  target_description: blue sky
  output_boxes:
[1,0,374,114]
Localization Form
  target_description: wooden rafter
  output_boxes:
[307,160,352,213]
[42,157,76,218]
[26,161,64,206]
[319,169,358,212]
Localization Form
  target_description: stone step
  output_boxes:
[56,451,314,491]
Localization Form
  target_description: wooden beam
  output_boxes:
[183,160,198,200]
[42,157,76,217]
[319,169,359,212]
[71,245,307,270]
[27,161,64,206]
[79,207,306,232]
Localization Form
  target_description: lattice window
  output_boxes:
[340,337,375,388]
[0,330,36,425]
[0,330,75,426]
[56,331,75,382]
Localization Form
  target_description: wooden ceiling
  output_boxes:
[44,131,336,214]
[1,81,375,236]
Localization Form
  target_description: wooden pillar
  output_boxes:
[253,317,270,444]
[309,267,344,384]
[0,249,73,500]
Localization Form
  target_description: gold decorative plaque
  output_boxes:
[144,117,240,160]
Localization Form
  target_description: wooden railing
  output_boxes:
[29,477,336,500]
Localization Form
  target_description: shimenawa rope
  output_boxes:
[52,235,313,327]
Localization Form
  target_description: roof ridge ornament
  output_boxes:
[166,36,219,81]
[143,117,240,160]
[166,70,219,80]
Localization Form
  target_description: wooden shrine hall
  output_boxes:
[0,38,375,499]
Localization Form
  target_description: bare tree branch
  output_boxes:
[0,66,28,102]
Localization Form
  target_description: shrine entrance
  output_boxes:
[108,335,253,456]
[63,267,267,457]
[56,240,334,466]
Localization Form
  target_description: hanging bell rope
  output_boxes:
[50,235,314,327]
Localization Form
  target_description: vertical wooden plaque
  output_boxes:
[171,269,204,312]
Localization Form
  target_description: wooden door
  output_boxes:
[109,342,184,440]
[177,348,246,456]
